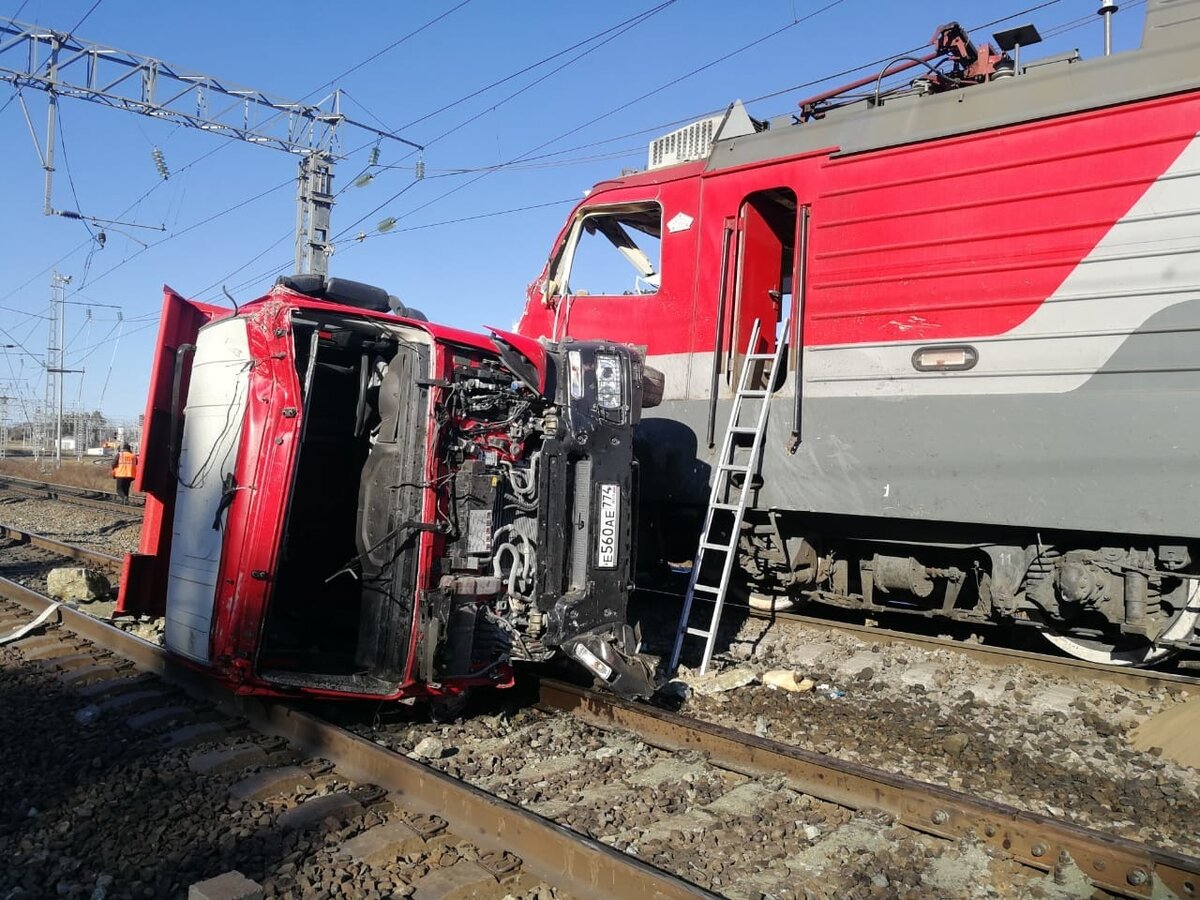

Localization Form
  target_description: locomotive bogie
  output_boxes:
[736,511,1199,660]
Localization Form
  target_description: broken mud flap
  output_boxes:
[568,633,658,699]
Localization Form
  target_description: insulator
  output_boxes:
[415,158,425,180]
[368,145,380,166]
[151,146,170,180]
[377,216,397,233]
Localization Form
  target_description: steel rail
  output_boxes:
[765,608,1200,693]
[0,578,708,900]
[0,473,144,511]
[0,523,122,568]
[537,678,1200,900]
[641,586,1200,693]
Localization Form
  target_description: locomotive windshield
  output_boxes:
[556,202,662,297]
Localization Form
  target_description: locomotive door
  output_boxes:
[708,188,800,449]
[730,193,787,378]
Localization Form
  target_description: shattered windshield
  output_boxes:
[563,204,662,296]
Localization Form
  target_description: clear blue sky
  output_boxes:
[0,0,1143,422]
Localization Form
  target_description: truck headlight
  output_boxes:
[568,350,583,400]
[595,352,622,410]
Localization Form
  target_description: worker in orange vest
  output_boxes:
[111,443,137,504]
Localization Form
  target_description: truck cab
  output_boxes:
[119,275,655,700]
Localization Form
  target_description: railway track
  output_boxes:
[2,526,1197,896]
[0,473,143,512]
[636,586,1200,694]
[0,523,122,570]
[9,578,1190,900]
[536,679,1200,899]
[0,578,701,898]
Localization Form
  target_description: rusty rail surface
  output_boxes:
[0,524,123,569]
[538,678,1200,900]
[0,578,708,899]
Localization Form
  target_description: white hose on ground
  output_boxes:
[747,592,797,612]
[0,602,62,645]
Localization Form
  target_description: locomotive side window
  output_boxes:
[559,203,662,297]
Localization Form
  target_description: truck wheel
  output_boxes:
[430,691,470,723]
[642,366,665,408]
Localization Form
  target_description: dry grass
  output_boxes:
[0,457,122,491]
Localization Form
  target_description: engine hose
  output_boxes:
[493,542,525,596]
[505,453,540,500]
[524,546,538,584]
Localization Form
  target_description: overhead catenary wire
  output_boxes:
[204,0,682,296]
[333,0,850,248]
[96,315,124,406]
[0,140,234,311]
[68,0,103,34]
[354,197,578,241]
[206,0,1057,294]
[55,112,106,289]
[1,1,467,314]
[394,2,680,158]
[374,0,1074,196]
[391,0,1073,179]
[394,0,679,135]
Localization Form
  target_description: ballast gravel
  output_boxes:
[0,634,560,900]
[0,493,141,556]
[2,498,1194,892]
[352,701,1085,899]
[670,615,1200,856]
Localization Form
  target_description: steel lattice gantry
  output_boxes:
[0,16,422,275]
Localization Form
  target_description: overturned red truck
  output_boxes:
[118,275,659,700]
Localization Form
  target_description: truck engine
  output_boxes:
[353,321,656,699]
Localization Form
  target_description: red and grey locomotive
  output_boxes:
[516,3,1200,666]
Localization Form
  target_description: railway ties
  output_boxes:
[355,671,1200,898]
[537,679,1200,899]
[0,597,701,899]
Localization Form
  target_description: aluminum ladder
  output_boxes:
[669,317,786,674]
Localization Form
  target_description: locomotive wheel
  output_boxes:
[1040,581,1200,666]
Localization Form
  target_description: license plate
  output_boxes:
[596,483,620,569]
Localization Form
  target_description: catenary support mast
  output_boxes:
[0,17,422,276]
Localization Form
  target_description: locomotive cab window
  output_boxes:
[554,202,662,297]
